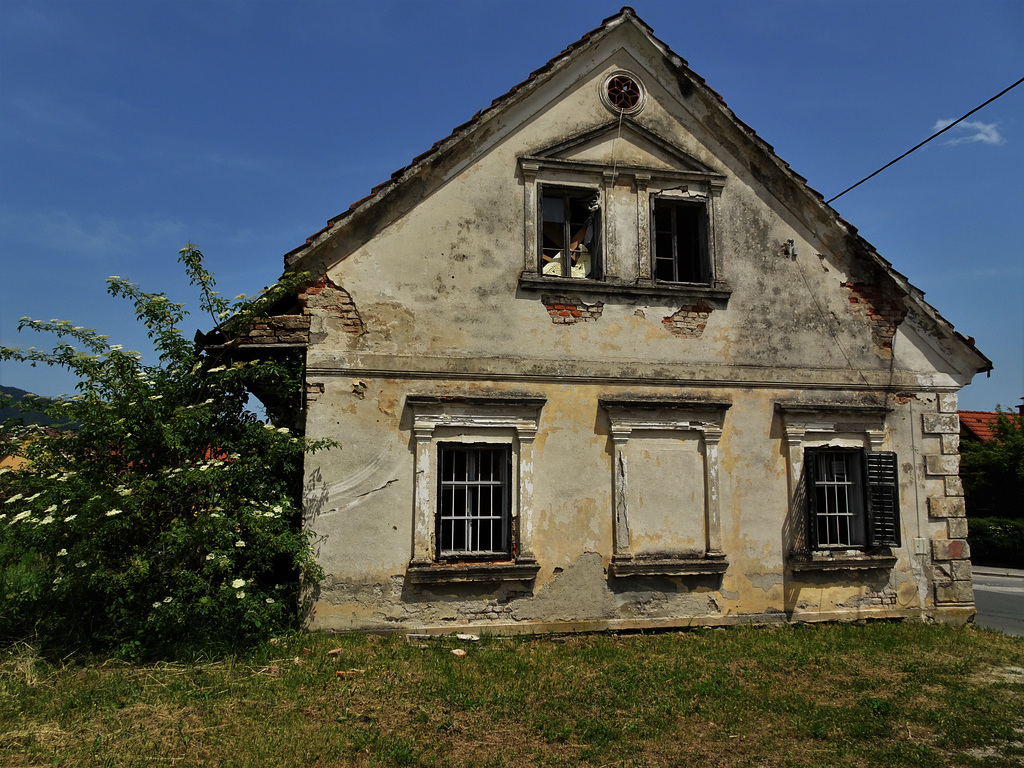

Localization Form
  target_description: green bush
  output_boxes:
[968,517,1024,569]
[0,245,331,658]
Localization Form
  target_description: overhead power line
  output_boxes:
[826,75,1024,204]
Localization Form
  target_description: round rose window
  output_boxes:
[606,75,641,111]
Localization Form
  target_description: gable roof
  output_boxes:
[281,6,991,377]
[524,117,726,179]
[959,411,1002,442]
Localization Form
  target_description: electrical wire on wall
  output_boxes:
[794,253,884,407]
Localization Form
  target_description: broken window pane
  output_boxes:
[540,186,600,279]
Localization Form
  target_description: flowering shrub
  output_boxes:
[0,245,329,657]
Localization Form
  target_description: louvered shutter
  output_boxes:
[865,451,901,547]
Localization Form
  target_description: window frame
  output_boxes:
[601,397,731,577]
[805,446,901,551]
[405,395,544,584]
[651,196,711,285]
[435,442,513,561]
[538,184,602,280]
[779,405,901,570]
[805,447,867,549]
[518,150,728,299]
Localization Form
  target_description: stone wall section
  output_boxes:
[232,277,364,346]
[924,393,973,605]
[238,314,311,345]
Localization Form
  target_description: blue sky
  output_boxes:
[1,0,1021,412]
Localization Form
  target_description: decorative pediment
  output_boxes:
[520,118,724,185]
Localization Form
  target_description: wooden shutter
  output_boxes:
[865,451,901,547]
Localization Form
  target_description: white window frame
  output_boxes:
[519,154,727,298]
[406,395,543,583]
[650,192,713,285]
[435,442,512,560]
[779,404,901,570]
[601,398,730,577]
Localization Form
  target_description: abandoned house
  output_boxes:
[237,8,992,633]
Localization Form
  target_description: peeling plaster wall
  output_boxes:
[303,379,970,632]
[299,21,979,633]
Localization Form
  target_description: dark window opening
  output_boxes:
[540,186,601,279]
[805,447,901,550]
[652,199,709,284]
[437,444,512,559]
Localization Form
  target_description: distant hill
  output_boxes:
[0,385,68,427]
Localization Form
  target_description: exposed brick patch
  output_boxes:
[662,303,712,338]
[841,281,907,356]
[302,276,365,336]
[237,313,311,345]
[541,294,604,325]
[305,382,325,406]
[231,276,363,345]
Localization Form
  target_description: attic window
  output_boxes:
[540,185,601,279]
[652,197,710,284]
[602,71,646,115]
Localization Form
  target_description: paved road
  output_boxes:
[973,566,1024,636]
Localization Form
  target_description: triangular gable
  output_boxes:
[282,7,990,377]
[527,118,722,177]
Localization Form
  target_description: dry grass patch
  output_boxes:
[2,623,1024,767]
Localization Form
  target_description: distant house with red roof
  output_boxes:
[958,406,1023,519]
[959,411,1002,444]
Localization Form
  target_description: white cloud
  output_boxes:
[933,119,1005,146]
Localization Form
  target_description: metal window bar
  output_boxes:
[437,445,509,557]
[813,451,857,547]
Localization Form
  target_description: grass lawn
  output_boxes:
[2,621,1023,767]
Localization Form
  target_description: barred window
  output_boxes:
[437,444,511,559]
[805,447,901,550]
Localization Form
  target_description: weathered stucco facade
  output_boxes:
[271,9,990,633]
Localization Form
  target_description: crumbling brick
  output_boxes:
[841,280,907,357]
[662,303,712,338]
[541,294,604,325]
[235,314,311,346]
[301,276,365,336]
[305,382,325,406]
